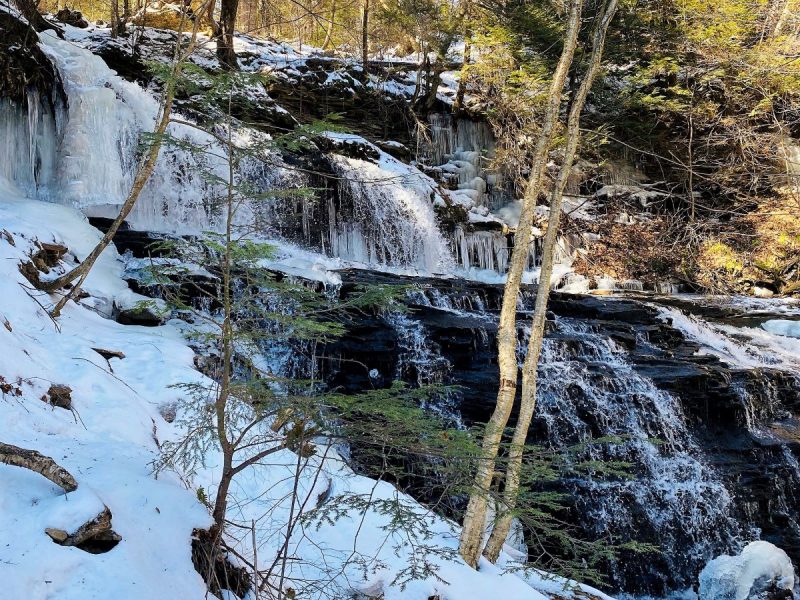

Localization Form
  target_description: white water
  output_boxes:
[657,306,800,371]
[2,31,457,273]
[35,32,231,231]
[327,136,454,272]
[383,310,463,427]
[534,319,748,587]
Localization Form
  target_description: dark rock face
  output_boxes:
[0,11,62,103]
[55,8,89,28]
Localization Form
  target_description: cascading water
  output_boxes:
[33,32,230,231]
[9,15,800,597]
[656,306,800,371]
[1,29,454,274]
[532,318,747,593]
[326,136,454,272]
[327,278,800,596]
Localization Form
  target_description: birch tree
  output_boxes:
[482,0,620,562]
[458,0,584,568]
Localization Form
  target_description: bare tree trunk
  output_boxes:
[772,0,792,37]
[12,0,63,36]
[111,0,119,39]
[452,33,471,114]
[760,0,791,40]
[361,0,369,80]
[321,0,336,50]
[216,0,240,69]
[0,442,78,492]
[482,0,619,563]
[458,0,584,569]
[41,12,208,315]
[209,86,237,564]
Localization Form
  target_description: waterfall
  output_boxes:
[327,138,454,272]
[383,310,463,427]
[533,318,747,592]
[1,31,230,232]
[420,113,514,211]
[0,31,457,274]
[656,306,800,371]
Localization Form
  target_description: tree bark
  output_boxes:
[452,33,471,114]
[458,0,584,569]
[482,0,619,563]
[216,0,240,69]
[0,442,78,492]
[361,0,369,80]
[321,0,336,50]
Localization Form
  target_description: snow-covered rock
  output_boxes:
[762,319,800,339]
[698,541,795,600]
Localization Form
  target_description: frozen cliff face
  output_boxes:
[699,541,795,600]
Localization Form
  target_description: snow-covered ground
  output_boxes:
[0,176,615,599]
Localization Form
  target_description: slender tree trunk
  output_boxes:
[452,33,471,114]
[321,0,336,50]
[482,0,619,563]
[361,0,369,80]
[210,85,237,560]
[458,0,584,569]
[111,0,119,39]
[42,10,207,313]
[772,0,792,37]
[760,0,791,40]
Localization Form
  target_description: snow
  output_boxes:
[698,541,795,600]
[0,182,211,600]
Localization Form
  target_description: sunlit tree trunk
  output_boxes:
[361,0,369,79]
[458,0,584,569]
[322,0,336,50]
[482,0,619,563]
[452,33,471,113]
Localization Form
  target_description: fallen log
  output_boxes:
[0,442,78,492]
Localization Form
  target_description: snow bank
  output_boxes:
[0,183,211,599]
[698,541,795,600]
